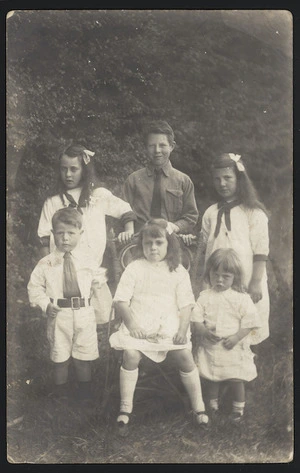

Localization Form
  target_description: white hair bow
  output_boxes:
[228,153,245,172]
[82,149,95,165]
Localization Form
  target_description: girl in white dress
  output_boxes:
[198,153,269,345]
[38,144,136,323]
[191,248,261,424]
[109,218,209,435]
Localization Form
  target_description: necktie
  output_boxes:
[150,168,162,218]
[64,192,83,214]
[214,200,241,238]
[63,252,82,298]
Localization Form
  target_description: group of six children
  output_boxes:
[27,120,269,436]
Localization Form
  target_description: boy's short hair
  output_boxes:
[143,120,175,145]
[52,207,83,231]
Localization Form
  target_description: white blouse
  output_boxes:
[38,187,133,266]
[201,204,269,285]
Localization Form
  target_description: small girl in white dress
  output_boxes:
[198,153,269,345]
[191,248,261,424]
[109,218,209,435]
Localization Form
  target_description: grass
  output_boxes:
[6,252,293,464]
[7,300,293,464]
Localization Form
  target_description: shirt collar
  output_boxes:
[53,246,81,259]
[63,187,82,204]
[146,160,173,177]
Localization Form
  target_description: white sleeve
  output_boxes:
[248,209,269,256]
[27,263,51,314]
[38,198,55,238]
[190,292,205,323]
[93,188,133,219]
[113,263,137,303]
[175,267,195,310]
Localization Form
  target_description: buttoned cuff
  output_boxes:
[253,254,268,262]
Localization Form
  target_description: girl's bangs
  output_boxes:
[143,225,166,239]
[214,252,238,274]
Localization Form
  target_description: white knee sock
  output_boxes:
[209,398,219,411]
[232,400,245,416]
[119,365,139,415]
[180,367,205,413]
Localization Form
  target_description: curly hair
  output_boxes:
[134,218,181,271]
[204,248,245,293]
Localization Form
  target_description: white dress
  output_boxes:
[191,288,262,382]
[38,187,133,323]
[109,259,195,362]
[201,204,269,344]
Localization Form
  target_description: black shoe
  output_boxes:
[116,412,131,437]
[48,383,69,401]
[209,408,221,423]
[228,411,243,426]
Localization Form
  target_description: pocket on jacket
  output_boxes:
[165,188,183,219]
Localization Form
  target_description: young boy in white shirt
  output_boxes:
[28,207,107,402]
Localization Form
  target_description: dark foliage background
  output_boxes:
[6,10,293,463]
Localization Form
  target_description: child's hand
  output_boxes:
[46,302,60,318]
[204,329,222,344]
[223,334,240,350]
[248,280,263,303]
[129,325,146,339]
[180,234,196,247]
[173,331,187,345]
[117,231,134,244]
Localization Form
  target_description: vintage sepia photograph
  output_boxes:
[6,9,293,463]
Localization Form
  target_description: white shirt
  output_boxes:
[38,187,133,266]
[27,247,107,314]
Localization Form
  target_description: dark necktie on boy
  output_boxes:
[63,252,82,298]
[150,168,162,218]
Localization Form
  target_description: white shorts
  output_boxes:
[47,306,99,363]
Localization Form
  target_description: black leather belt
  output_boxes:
[50,297,91,310]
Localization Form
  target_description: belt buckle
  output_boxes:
[71,297,81,310]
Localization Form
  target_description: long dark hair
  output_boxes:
[211,153,268,215]
[56,144,102,207]
[135,218,181,271]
